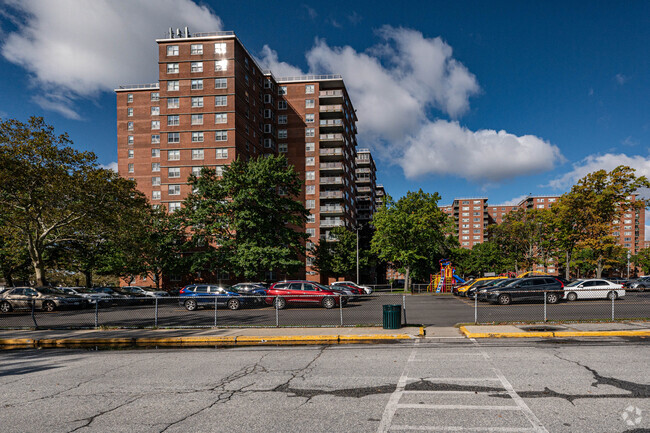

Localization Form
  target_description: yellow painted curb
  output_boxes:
[135,336,237,345]
[236,335,339,343]
[337,334,412,340]
[0,338,35,346]
[419,326,426,337]
[460,326,650,338]
[39,338,136,346]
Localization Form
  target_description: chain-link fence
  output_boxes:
[0,294,409,329]
[473,288,650,324]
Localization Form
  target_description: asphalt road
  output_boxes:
[1,338,648,432]
[0,293,649,329]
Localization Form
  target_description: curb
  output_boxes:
[0,334,415,348]
[460,326,650,338]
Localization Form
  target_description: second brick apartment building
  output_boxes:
[115,29,379,285]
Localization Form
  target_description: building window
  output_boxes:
[278,129,287,139]
[278,86,287,95]
[167,132,180,143]
[151,92,159,102]
[278,101,287,110]
[215,130,228,141]
[167,115,179,126]
[214,42,226,54]
[215,166,224,176]
[278,143,288,153]
[192,149,204,160]
[127,135,134,144]
[306,156,315,166]
[305,113,314,123]
[190,44,203,55]
[127,107,133,117]
[152,162,161,172]
[151,120,160,130]
[306,185,315,194]
[264,138,274,148]
[168,184,181,195]
[216,148,228,159]
[305,171,315,180]
[167,80,179,91]
[168,167,180,178]
[215,78,227,89]
[167,45,179,56]
[126,163,134,175]
[191,166,202,177]
[127,121,134,131]
[151,149,160,158]
[168,150,180,161]
[169,202,181,213]
[191,97,203,108]
[306,199,316,209]
[305,84,314,94]
[167,63,179,74]
[191,132,204,143]
[214,59,228,71]
[167,97,179,109]
[127,93,133,103]
[305,142,315,152]
[305,128,315,137]
[191,79,203,90]
[264,124,272,134]
[278,115,287,124]
[152,190,161,200]
[191,114,203,125]
[190,62,203,73]
[215,113,227,124]
[151,106,160,116]
[152,176,160,186]
[215,95,227,106]
[305,99,315,108]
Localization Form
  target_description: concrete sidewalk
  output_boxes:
[461,320,650,338]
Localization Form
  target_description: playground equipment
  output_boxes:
[427,259,465,293]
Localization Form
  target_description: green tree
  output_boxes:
[371,190,449,291]
[633,248,650,275]
[467,241,511,276]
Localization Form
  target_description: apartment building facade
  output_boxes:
[115,29,363,285]
[355,149,377,226]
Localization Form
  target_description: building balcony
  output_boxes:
[320,191,344,199]
[319,104,344,118]
[318,89,344,101]
[320,176,343,185]
[356,177,372,184]
[319,133,344,143]
[319,162,344,172]
[357,186,372,193]
[319,119,343,129]
[321,219,344,228]
[319,148,344,160]
[321,205,344,214]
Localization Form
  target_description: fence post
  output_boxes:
[275,296,279,327]
[544,292,547,323]
[214,296,218,327]
[402,294,407,325]
[339,295,343,326]
[154,297,159,327]
[31,299,37,328]
[94,301,99,328]
[474,294,478,324]
[611,292,615,321]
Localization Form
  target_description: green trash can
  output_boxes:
[383,304,402,329]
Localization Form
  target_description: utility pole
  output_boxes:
[356,225,360,285]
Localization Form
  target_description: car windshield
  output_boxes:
[313,283,331,290]
[38,287,64,295]
[566,281,582,287]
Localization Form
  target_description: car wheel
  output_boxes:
[227,298,241,310]
[566,292,578,302]
[43,301,56,312]
[607,291,618,300]
[274,297,286,310]
[546,293,559,304]
[497,294,511,305]
[639,286,646,292]
[322,296,336,309]
[0,301,12,313]
[184,299,198,311]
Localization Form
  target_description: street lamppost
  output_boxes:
[627,250,631,279]
[355,224,361,285]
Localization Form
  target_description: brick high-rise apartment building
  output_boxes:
[115,29,362,284]
[355,149,377,226]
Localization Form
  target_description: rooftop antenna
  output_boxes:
[168,27,173,38]
[184,26,190,38]
[176,28,182,38]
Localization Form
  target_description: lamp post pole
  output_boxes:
[356,225,360,285]
[627,250,631,279]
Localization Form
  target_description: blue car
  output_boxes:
[179,284,244,311]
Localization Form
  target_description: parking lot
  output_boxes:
[1,338,648,432]
[1,292,649,329]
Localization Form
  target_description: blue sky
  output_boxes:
[1,0,649,208]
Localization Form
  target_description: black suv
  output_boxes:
[485,277,564,305]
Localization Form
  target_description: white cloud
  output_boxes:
[1,0,222,118]
[400,120,563,181]
[548,153,650,189]
[499,195,529,206]
[257,45,304,78]
[615,73,629,85]
[646,225,650,241]
[100,161,118,172]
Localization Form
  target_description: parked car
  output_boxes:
[466,278,508,300]
[484,277,564,305]
[455,277,502,297]
[476,279,518,301]
[230,283,268,305]
[625,276,650,292]
[564,279,625,301]
[121,286,169,298]
[0,287,88,312]
[59,287,112,305]
[331,281,373,295]
[179,284,245,311]
[265,281,346,309]
[327,285,355,301]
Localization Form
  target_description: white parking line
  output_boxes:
[402,390,509,395]
[396,404,522,411]
[390,426,537,432]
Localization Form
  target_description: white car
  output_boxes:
[331,281,373,295]
[59,287,112,304]
[564,279,625,301]
[123,286,169,298]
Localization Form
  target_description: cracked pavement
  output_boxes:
[0,338,648,432]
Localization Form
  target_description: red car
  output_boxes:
[265,281,347,309]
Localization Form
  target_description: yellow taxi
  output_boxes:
[454,277,503,297]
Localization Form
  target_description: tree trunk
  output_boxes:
[596,258,604,278]
[84,270,93,288]
[33,260,46,287]
[565,251,571,280]
[404,266,410,292]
